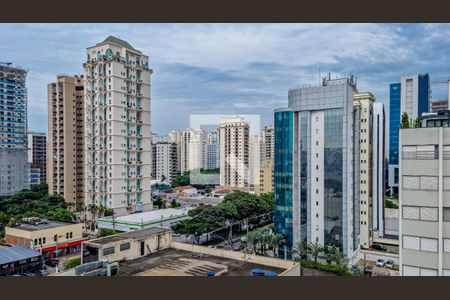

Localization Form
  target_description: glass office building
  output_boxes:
[274,76,360,261]
[388,74,430,195]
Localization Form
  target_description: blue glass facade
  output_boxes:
[388,83,401,165]
[274,110,294,247]
[418,74,430,117]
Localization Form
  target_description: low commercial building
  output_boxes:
[5,217,87,259]
[97,207,193,232]
[399,111,450,276]
[0,246,42,276]
[79,227,299,276]
[82,227,172,264]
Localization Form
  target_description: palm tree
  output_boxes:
[292,240,309,260]
[309,241,323,263]
[270,233,285,257]
[333,249,348,266]
[323,244,339,265]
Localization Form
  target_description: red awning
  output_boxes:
[40,238,89,252]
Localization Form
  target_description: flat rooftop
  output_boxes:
[119,248,286,276]
[10,220,79,232]
[98,207,193,225]
[87,227,170,246]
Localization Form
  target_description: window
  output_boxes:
[403,235,420,250]
[444,239,450,253]
[421,238,438,252]
[403,206,420,220]
[43,237,46,244]
[66,233,69,239]
[102,247,115,256]
[70,232,73,239]
[403,206,437,221]
[34,239,37,246]
[120,242,131,251]
[403,235,437,252]
[444,208,450,222]
[54,235,57,242]
[420,207,438,221]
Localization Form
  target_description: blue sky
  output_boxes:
[1,23,450,134]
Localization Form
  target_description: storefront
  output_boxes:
[40,238,90,259]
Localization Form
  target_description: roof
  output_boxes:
[173,186,195,190]
[119,248,288,276]
[98,207,193,226]
[9,219,81,232]
[101,36,135,50]
[87,227,170,246]
[0,246,40,265]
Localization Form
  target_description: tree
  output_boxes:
[169,199,180,208]
[401,112,410,129]
[309,241,324,263]
[333,249,348,266]
[414,117,421,128]
[161,174,167,182]
[269,233,285,257]
[204,185,212,195]
[292,240,309,260]
[97,228,119,238]
[323,244,339,264]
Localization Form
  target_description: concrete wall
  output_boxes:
[170,241,298,270]
[94,230,171,263]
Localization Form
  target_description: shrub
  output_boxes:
[300,260,352,276]
[64,257,81,269]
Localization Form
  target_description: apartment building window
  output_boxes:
[402,145,438,160]
[403,206,438,221]
[403,235,438,252]
[443,208,450,222]
[444,239,450,253]
[403,265,438,276]
[402,176,438,190]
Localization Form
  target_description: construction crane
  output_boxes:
[431,77,450,85]
[0,62,13,66]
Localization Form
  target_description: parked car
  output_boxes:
[83,249,90,256]
[364,266,374,276]
[385,260,395,269]
[22,271,35,276]
[376,259,385,267]
[372,243,387,252]
[233,244,244,251]
[34,269,49,276]
[45,259,59,267]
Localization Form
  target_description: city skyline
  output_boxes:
[2,23,450,134]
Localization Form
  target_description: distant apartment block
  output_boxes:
[151,141,179,182]
[27,131,46,184]
[219,116,250,188]
[399,111,450,276]
[0,63,29,197]
[261,125,274,160]
[256,158,273,195]
[47,75,85,209]
[83,36,152,215]
[430,99,448,113]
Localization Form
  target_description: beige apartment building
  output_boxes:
[47,75,85,209]
[354,92,375,249]
[83,36,152,215]
[399,113,450,276]
[256,158,274,195]
[220,116,250,188]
